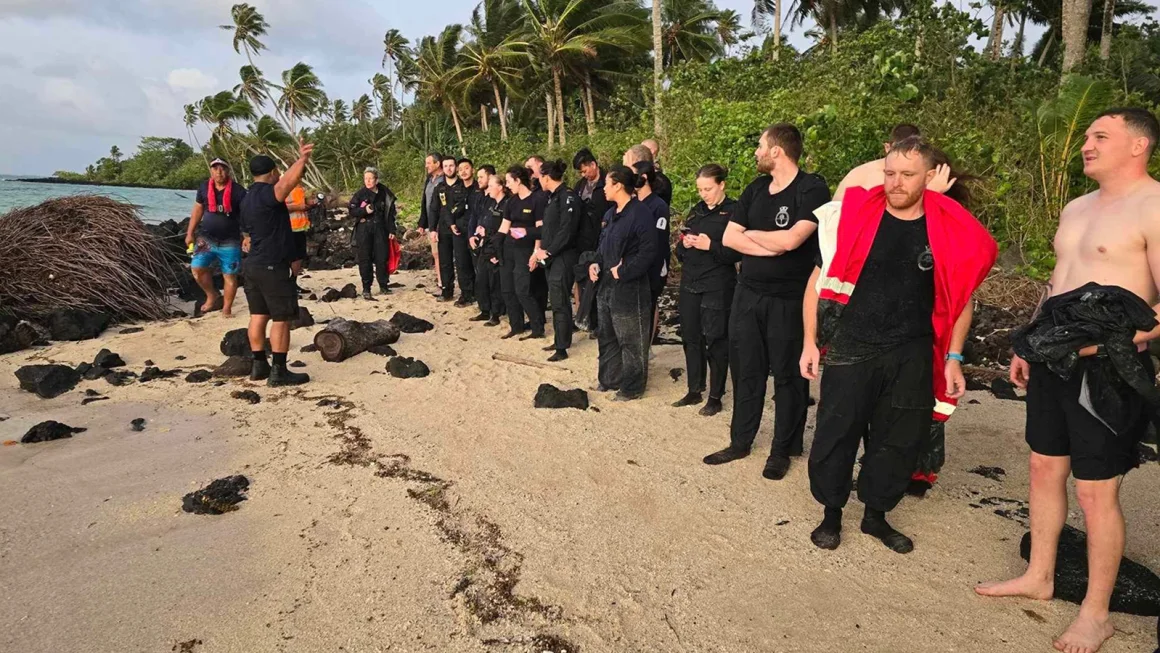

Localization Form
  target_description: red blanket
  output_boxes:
[817,186,997,422]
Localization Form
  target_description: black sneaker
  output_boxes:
[378,287,393,296]
[519,331,545,341]
[500,329,524,340]
[469,312,490,322]
[249,359,271,381]
[702,447,749,465]
[762,454,791,480]
[454,296,474,307]
[698,397,724,417]
[437,294,454,303]
[542,344,556,352]
[547,350,568,362]
[484,316,501,327]
[362,291,375,301]
[672,391,703,408]
[268,364,310,387]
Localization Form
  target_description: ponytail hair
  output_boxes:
[541,159,568,182]
[505,164,532,189]
[606,165,636,193]
[697,163,728,184]
[632,161,656,190]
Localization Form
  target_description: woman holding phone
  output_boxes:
[496,165,548,340]
[673,164,741,416]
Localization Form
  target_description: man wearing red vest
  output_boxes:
[801,136,997,553]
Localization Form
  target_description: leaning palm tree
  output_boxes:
[277,63,326,134]
[370,73,392,119]
[234,65,270,108]
[661,0,726,68]
[458,0,528,141]
[352,94,373,123]
[521,0,649,146]
[789,0,857,54]
[415,24,469,153]
[221,3,269,68]
[332,99,349,123]
[753,0,783,59]
[382,29,411,111]
[714,9,751,55]
[246,115,295,161]
[183,104,209,165]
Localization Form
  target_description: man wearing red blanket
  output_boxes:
[800,137,997,553]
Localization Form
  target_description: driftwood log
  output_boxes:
[313,318,400,362]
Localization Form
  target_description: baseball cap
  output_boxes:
[209,158,230,170]
[249,155,277,176]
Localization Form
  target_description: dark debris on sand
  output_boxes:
[967,466,1006,481]
[231,390,261,404]
[16,364,81,398]
[185,370,213,383]
[389,311,434,334]
[387,356,430,378]
[139,366,180,383]
[92,348,125,368]
[21,420,86,443]
[534,384,589,410]
[118,327,144,335]
[213,356,252,378]
[289,360,306,368]
[181,475,250,515]
[367,344,397,357]
[669,368,683,382]
[130,418,146,432]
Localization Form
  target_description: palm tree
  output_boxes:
[653,0,663,137]
[415,24,468,153]
[1061,0,1093,73]
[1099,0,1114,59]
[277,63,326,134]
[370,72,392,118]
[714,9,750,55]
[459,0,528,141]
[753,0,783,60]
[521,0,649,146]
[332,99,349,123]
[352,94,373,123]
[789,0,855,54]
[234,65,270,108]
[985,1,1008,60]
[247,115,295,162]
[661,0,725,68]
[199,91,257,142]
[109,145,123,165]
[183,104,209,166]
[221,3,269,68]
[382,29,411,113]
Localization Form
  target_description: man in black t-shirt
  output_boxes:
[186,159,247,317]
[238,142,314,387]
[702,123,831,480]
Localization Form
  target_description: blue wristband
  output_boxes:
[946,352,964,363]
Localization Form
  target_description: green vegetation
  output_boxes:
[62,0,1160,275]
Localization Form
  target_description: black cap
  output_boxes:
[249,155,276,176]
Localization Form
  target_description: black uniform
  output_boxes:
[809,212,935,512]
[239,182,298,321]
[501,191,548,334]
[640,192,671,303]
[654,167,673,206]
[594,198,659,398]
[435,177,474,300]
[474,195,508,319]
[348,183,398,293]
[675,197,741,401]
[729,172,830,459]
[574,171,609,253]
[541,185,581,353]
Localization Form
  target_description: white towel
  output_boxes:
[813,200,842,293]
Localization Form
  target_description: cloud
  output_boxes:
[167,68,220,93]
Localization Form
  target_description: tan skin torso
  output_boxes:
[1049,179,1160,304]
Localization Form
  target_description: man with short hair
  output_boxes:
[418,152,444,292]
[186,159,247,317]
[453,157,480,306]
[801,136,995,554]
[238,141,314,387]
[433,155,468,302]
[573,148,609,330]
[702,124,831,481]
[976,108,1160,653]
[641,138,673,205]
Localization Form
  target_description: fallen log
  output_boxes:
[491,352,559,371]
[313,318,400,362]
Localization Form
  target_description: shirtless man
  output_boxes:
[834,124,921,201]
[976,108,1160,653]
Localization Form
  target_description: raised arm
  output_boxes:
[274,140,314,203]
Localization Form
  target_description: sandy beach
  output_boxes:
[2,267,1158,653]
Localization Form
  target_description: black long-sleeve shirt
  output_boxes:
[677,197,741,294]
[573,170,609,253]
[595,198,658,283]
[540,185,580,256]
[434,177,468,235]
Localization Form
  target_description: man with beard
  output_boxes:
[452,157,480,307]
[701,124,830,481]
[801,136,996,554]
[433,155,468,303]
[976,108,1160,653]
[418,152,444,292]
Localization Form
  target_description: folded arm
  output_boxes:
[744,221,818,255]
[722,221,777,257]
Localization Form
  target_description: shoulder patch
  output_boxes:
[656,217,667,230]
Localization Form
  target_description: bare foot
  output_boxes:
[200,294,222,313]
[974,573,1054,600]
[221,308,233,318]
[1052,613,1114,653]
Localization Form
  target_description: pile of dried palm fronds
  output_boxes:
[0,196,180,320]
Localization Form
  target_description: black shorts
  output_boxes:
[1025,353,1153,480]
[243,261,299,321]
[292,231,308,261]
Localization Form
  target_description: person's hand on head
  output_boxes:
[929,164,957,195]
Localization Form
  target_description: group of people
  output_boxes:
[183,105,1160,653]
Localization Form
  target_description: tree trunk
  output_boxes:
[652,0,664,138]
[492,81,508,141]
[773,0,782,61]
[915,23,925,59]
[986,4,1006,61]
[830,12,838,55]
[1099,0,1115,60]
[1061,0,1094,73]
[314,318,400,362]
[1012,11,1027,57]
[481,104,488,132]
[553,67,566,147]
[1038,29,1056,66]
[287,107,296,135]
[583,70,596,136]
[546,93,555,149]
[449,104,466,155]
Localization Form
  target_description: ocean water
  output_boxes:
[0,175,196,224]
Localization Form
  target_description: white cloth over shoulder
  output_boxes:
[813,200,842,293]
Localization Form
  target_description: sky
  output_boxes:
[0,0,1136,175]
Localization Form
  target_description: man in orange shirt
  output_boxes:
[285,183,316,283]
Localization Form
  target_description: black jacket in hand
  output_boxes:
[1012,282,1160,434]
[541,185,580,256]
[435,177,468,235]
[676,197,741,294]
[348,183,397,247]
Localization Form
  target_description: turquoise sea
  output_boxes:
[0,175,196,224]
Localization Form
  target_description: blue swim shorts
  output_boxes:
[191,238,242,275]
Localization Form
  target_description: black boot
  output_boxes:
[362,291,375,301]
[811,507,843,550]
[861,509,914,554]
[469,312,490,322]
[547,350,568,362]
[698,397,723,417]
[249,358,271,381]
[484,315,501,327]
[268,363,310,387]
[702,447,749,465]
[762,454,791,480]
[672,391,703,407]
